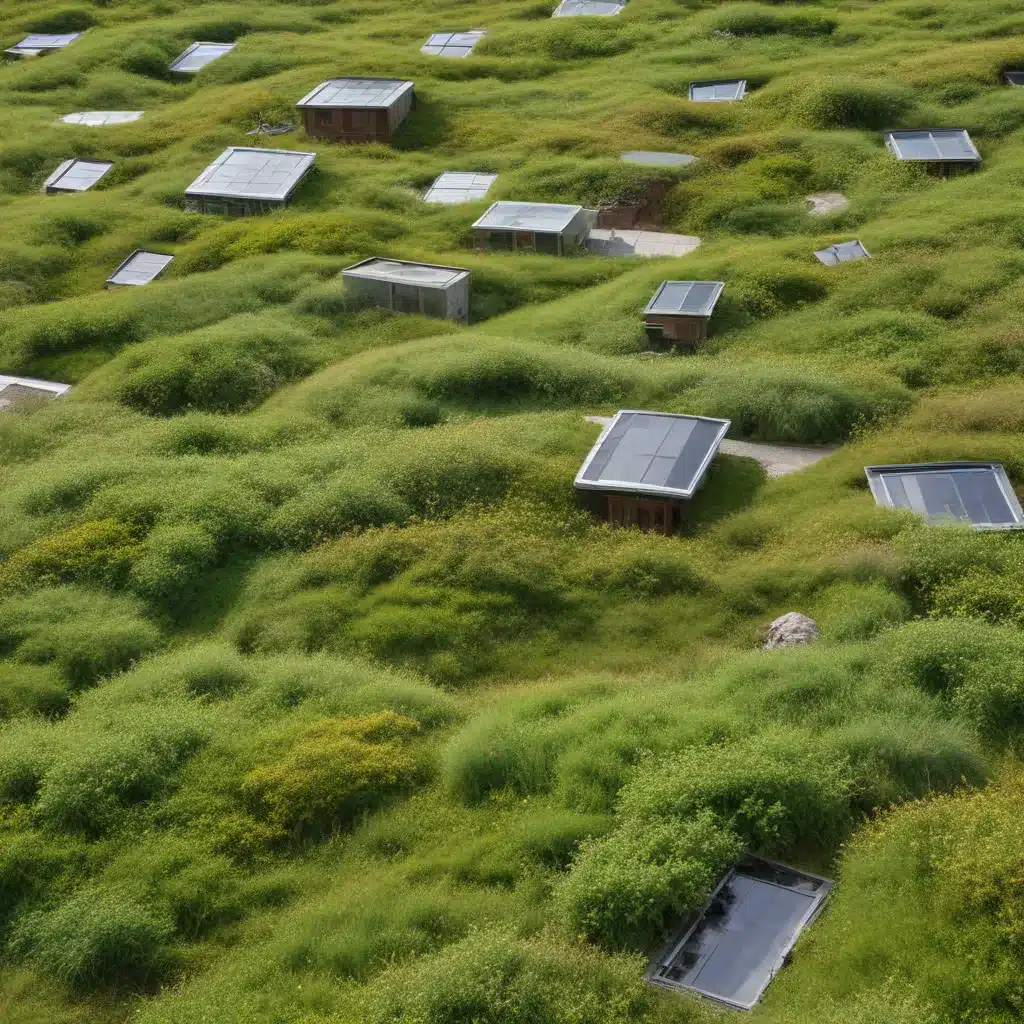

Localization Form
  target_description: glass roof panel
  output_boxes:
[645,281,725,316]
[107,251,174,286]
[170,42,235,73]
[422,30,486,55]
[690,80,746,102]
[344,259,468,287]
[185,147,315,201]
[61,111,144,126]
[552,0,626,15]
[44,159,113,192]
[621,151,697,167]
[13,33,80,50]
[424,171,497,203]
[814,240,869,265]
[297,79,414,108]
[473,201,581,231]
[888,129,979,162]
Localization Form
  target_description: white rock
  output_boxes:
[764,612,819,650]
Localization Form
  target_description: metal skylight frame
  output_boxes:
[689,79,747,102]
[421,30,487,57]
[424,171,498,204]
[5,33,81,57]
[644,281,725,318]
[296,78,415,109]
[105,250,175,287]
[43,158,114,193]
[472,201,583,232]
[884,129,981,163]
[814,240,870,265]
[60,111,144,126]
[170,41,236,74]
[184,147,316,202]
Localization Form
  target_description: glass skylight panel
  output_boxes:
[185,148,316,201]
[344,259,468,287]
[106,250,174,286]
[0,375,71,409]
[576,411,731,499]
[1005,71,1024,86]
[424,172,497,204]
[886,130,980,162]
[473,201,581,232]
[621,151,696,167]
[689,80,746,102]
[44,159,113,193]
[297,79,414,108]
[865,463,1024,529]
[170,42,235,73]
[6,33,81,56]
[645,281,725,317]
[421,31,487,57]
[649,858,833,1010]
[61,111,144,126]
[814,240,870,265]
[552,0,626,15]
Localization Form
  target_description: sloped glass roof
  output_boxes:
[814,240,870,265]
[649,857,833,1010]
[343,258,469,287]
[107,250,174,286]
[424,171,497,204]
[296,79,414,109]
[61,111,144,126]
[44,159,114,192]
[645,281,725,317]
[621,151,697,167]
[6,33,80,56]
[885,129,980,162]
[473,201,582,232]
[553,0,626,15]
[421,30,487,57]
[576,410,731,499]
[185,147,315,201]
[865,462,1024,529]
[170,42,235,73]
[690,80,746,102]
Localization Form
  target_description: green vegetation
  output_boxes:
[2,0,1024,1020]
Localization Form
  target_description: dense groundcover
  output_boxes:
[3,0,1024,1021]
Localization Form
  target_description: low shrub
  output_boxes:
[129,523,218,616]
[0,663,69,719]
[710,4,837,38]
[794,78,915,129]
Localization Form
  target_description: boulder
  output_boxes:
[764,612,819,650]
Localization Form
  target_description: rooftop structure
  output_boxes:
[621,151,697,167]
[553,0,626,15]
[170,42,235,74]
[184,147,315,214]
[585,229,701,258]
[5,33,81,58]
[342,258,470,323]
[884,129,980,173]
[689,80,746,102]
[648,857,833,1009]
[472,201,597,254]
[643,281,726,348]
[106,250,174,287]
[0,375,71,410]
[60,111,144,126]
[424,171,498,204]
[865,462,1024,530]
[473,201,583,232]
[296,78,415,142]
[814,240,870,265]
[43,158,113,193]
[421,31,487,57]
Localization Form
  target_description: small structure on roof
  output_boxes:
[472,201,597,254]
[1004,71,1024,86]
[184,147,315,215]
[621,151,696,168]
[865,462,1024,530]
[342,258,470,324]
[0,375,71,410]
[5,33,81,58]
[690,80,746,102]
[643,280,725,348]
[648,856,833,1009]
[585,229,701,258]
[296,78,415,143]
[424,171,497,204]
[170,42,235,74]
[884,129,980,176]
[60,111,143,126]
[106,251,174,287]
[553,0,626,15]
[44,159,113,193]
[577,410,730,533]
[814,240,869,265]
[421,31,486,57]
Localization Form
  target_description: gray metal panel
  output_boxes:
[296,78,414,109]
[865,462,1024,529]
[424,171,497,203]
[690,80,746,102]
[885,129,980,162]
[814,240,870,265]
[644,281,725,317]
[575,410,731,499]
[184,147,315,201]
[421,30,486,56]
[473,201,583,232]
[61,111,144,126]
[621,151,697,167]
[170,42,235,73]
[106,250,174,286]
[342,258,469,288]
[553,0,626,14]
[44,159,113,192]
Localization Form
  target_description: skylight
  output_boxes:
[689,80,746,102]
[184,147,315,202]
[473,201,582,232]
[885,129,980,163]
[552,0,627,15]
[421,31,487,57]
[170,42,235,74]
[296,79,414,109]
[621,151,697,167]
[644,281,725,318]
[343,258,469,288]
[424,172,497,204]
[60,111,144,126]
[814,240,870,265]
[44,159,114,193]
[106,251,174,287]
[0,375,71,409]
[5,33,81,57]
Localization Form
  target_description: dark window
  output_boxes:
[535,232,559,255]
[314,109,333,128]
[487,231,514,251]
[351,110,370,132]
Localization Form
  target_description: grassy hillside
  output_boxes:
[2,0,1024,1021]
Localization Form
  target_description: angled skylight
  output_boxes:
[0,375,71,409]
[424,171,497,204]
[473,201,582,232]
[44,158,113,193]
[648,857,833,1010]
[61,111,144,126]
[621,151,697,167]
[296,79,414,109]
[185,147,315,202]
[690,80,746,102]
[865,462,1024,530]
[644,281,725,318]
[885,129,980,163]
[421,30,487,57]
[576,410,731,499]
[1005,71,1024,86]
[106,250,174,287]
[6,33,81,57]
[170,41,235,74]
[343,258,469,288]
[553,0,627,15]
[814,240,870,265]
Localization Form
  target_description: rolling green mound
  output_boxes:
[2,0,1024,1021]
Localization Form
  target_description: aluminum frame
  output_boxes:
[644,281,725,318]
[170,41,235,74]
[884,129,981,163]
[105,250,175,287]
[814,240,870,265]
[689,79,747,102]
